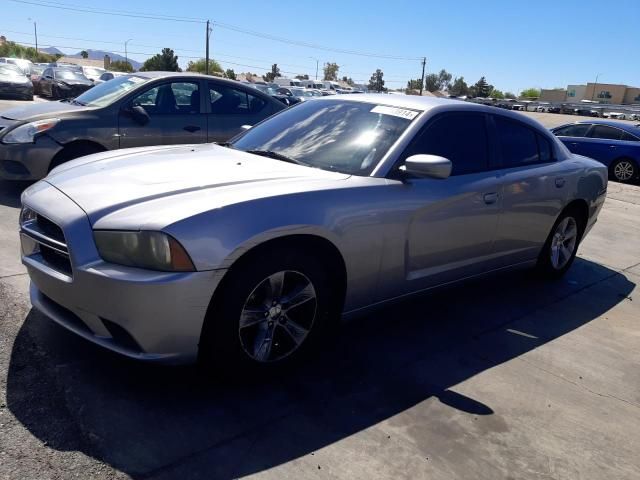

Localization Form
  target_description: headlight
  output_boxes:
[94,231,195,272]
[3,118,60,144]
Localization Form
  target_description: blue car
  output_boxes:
[551,120,640,183]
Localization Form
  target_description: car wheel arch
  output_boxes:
[48,140,108,172]
[560,199,589,236]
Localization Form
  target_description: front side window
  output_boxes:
[131,82,200,114]
[589,125,622,140]
[406,112,489,176]
[553,124,591,137]
[232,99,417,175]
[495,116,539,167]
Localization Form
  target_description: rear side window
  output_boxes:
[537,134,553,163]
[553,124,590,137]
[620,132,639,142]
[209,83,265,114]
[406,113,489,176]
[589,125,622,140]
[494,116,539,167]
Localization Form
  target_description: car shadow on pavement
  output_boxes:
[0,180,32,208]
[5,258,635,479]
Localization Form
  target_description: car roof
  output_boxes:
[569,119,640,135]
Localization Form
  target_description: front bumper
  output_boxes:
[21,182,225,364]
[0,134,63,180]
[0,82,33,99]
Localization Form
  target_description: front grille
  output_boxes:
[36,214,65,244]
[21,211,72,276]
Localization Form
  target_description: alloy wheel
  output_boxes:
[550,217,578,270]
[238,270,317,363]
[613,161,635,182]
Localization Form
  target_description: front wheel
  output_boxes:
[199,248,336,373]
[609,158,637,183]
[536,211,582,278]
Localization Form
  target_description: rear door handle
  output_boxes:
[609,145,616,149]
[183,125,201,133]
[555,177,566,188]
[483,192,499,204]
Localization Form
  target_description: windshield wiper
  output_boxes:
[216,142,235,148]
[245,149,309,166]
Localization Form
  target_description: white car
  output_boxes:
[603,112,626,120]
[93,71,127,85]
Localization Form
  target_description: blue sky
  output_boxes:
[2,0,639,93]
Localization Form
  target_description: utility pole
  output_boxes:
[419,57,426,96]
[592,73,603,101]
[205,20,211,75]
[33,21,38,54]
[315,59,319,80]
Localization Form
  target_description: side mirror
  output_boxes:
[240,125,252,131]
[400,154,452,179]
[127,105,150,125]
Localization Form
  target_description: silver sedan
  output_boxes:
[19,95,608,370]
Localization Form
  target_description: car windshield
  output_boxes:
[254,85,279,95]
[74,75,150,107]
[231,99,419,175]
[55,70,86,80]
[292,89,311,96]
[0,64,24,77]
[31,65,44,75]
[84,67,105,76]
[7,59,31,74]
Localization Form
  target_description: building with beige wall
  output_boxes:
[539,89,567,102]
[584,83,627,104]
[566,84,586,102]
[623,87,640,105]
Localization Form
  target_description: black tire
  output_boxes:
[609,158,637,184]
[199,246,337,375]
[48,143,105,172]
[536,208,584,279]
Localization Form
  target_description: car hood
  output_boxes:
[42,143,350,226]
[0,100,88,121]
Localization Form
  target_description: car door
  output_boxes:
[491,115,567,266]
[118,79,206,148]
[40,68,53,97]
[383,111,502,297]
[578,124,626,167]
[206,82,273,142]
[552,123,592,155]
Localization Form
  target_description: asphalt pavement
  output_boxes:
[0,100,639,479]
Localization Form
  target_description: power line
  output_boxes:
[9,0,422,61]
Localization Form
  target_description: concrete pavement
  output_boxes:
[0,103,639,479]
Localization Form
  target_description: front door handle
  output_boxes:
[183,125,201,133]
[555,177,566,188]
[609,145,616,149]
[483,192,499,204]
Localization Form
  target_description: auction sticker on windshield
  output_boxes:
[371,105,420,120]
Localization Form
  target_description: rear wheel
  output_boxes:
[609,158,637,183]
[199,247,336,374]
[536,210,582,278]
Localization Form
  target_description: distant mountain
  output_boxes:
[68,49,144,70]
[39,46,64,56]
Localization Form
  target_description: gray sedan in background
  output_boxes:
[19,95,607,371]
[0,72,285,180]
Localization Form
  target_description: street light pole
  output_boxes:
[124,38,133,70]
[33,21,38,54]
[205,20,211,75]
[308,57,319,80]
[592,73,603,101]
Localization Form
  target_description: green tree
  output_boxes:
[109,60,134,72]
[323,62,339,81]
[469,77,493,97]
[424,69,452,92]
[368,69,386,92]
[490,89,505,99]
[80,50,89,59]
[225,68,236,80]
[505,91,516,99]
[140,48,181,72]
[0,41,56,63]
[406,78,423,91]
[520,87,541,99]
[295,74,309,80]
[341,76,354,86]
[448,76,469,96]
[264,63,281,82]
[185,58,222,74]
